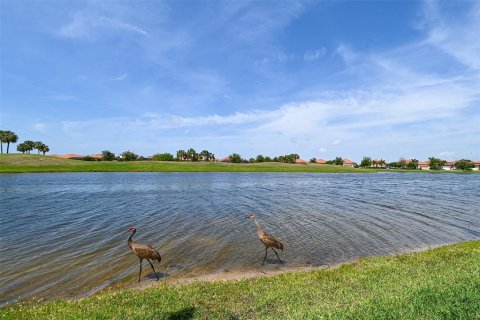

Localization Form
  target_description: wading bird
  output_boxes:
[128,226,161,282]
[247,214,284,264]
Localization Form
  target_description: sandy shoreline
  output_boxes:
[121,243,446,293]
[131,265,319,291]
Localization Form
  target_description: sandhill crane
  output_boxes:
[247,214,284,264]
[128,226,161,282]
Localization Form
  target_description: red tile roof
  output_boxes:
[54,153,84,159]
[295,159,307,164]
[315,159,327,164]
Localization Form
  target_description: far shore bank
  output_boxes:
[0,154,377,173]
[2,240,479,319]
[1,154,477,174]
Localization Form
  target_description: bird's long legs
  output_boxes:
[138,258,143,282]
[272,248,283,263]
[262,247,268,265]
[147,259,160,281]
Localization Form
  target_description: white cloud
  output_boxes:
[304,48,326,61]
[336,44,356,65]
[33,122,46,132]
[34,1,480,160]
[225,2,306,43]
[111,74,127,81]
[59,13,148,39]
[56,72,479,159]
[256,52,295,66]
[422,0,480,70]
[172,111,274,127]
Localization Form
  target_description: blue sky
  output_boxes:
[1,0,479,161]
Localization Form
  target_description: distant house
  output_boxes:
[216,157,231,163]
[342,158,356,167]
[418,161,430,170]
[52,153,84,160]
[315,159,327,164]
[442,161,455,171]
[91,154,103,160]
[472,161,480,171]
[295,158,307,164]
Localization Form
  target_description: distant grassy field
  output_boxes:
[0,154,376,173]
[2,240,479,319]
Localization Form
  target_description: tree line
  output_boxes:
[175,149,215,162]
[0,130,49,155]
[90,148,217,162]
[357,156,476,171]
[92,151,303,164]
[2,130,476,171]
[17,141,50,155]
[227,153,301,164]
[246,154,300,164]
[87,151,478,171]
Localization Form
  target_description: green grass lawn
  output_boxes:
[2,240,479,319]
[0,154,376,173]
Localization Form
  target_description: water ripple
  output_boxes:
[1,172,479,306]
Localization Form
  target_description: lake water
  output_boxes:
[1,172,479,306]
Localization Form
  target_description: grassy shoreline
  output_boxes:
[0,154,376,173]
[2,154,477,174]
[2,240,479,319]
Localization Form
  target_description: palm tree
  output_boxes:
[0,130,5,153]
[38,144,49,155]
[34,141,44,154]
[187,148,198,161]
[176,149,187,161]
[410,158,419,170]
[16,143,27,154]
[200,150,209,161]
[22,140,35,154]
[200,150,215,161]
[2,131,19,154]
